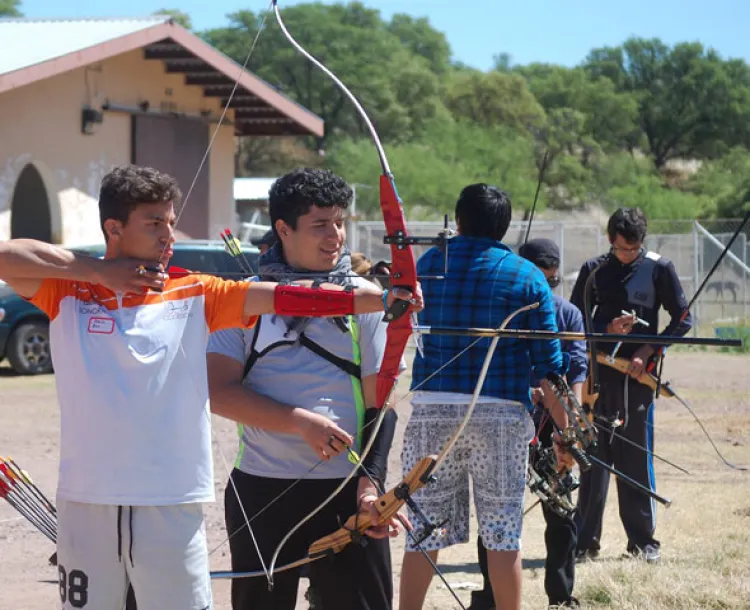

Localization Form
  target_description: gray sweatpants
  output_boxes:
[56,500,212,610]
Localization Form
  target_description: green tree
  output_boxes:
[585,38,750,168]
[202,3,445,149]
[326,120,540,220]
[153,8,193,29]
[518,64,640,154]
[386,13,452,75]
[0,0,22,16]
[443,71,546,134]
[689,148,750,217]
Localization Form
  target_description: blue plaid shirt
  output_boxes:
[411,236,565,410]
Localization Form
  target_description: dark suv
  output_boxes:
[0,240,259,375]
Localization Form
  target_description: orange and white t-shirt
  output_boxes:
[30,274,254,506]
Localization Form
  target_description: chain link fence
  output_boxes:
[238,216,749,331]
[346,218,750,332]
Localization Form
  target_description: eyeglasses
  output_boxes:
[547,275,560,288]
[611,245,641,254]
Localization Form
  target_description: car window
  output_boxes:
[66,244,258,277]
[171,250,258,276]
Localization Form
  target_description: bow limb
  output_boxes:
[589,354,746,471]
[265,2,416,585]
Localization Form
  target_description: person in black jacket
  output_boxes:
[570,208,692,564]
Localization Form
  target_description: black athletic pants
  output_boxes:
[575,365,660,553]
[224,469,393,610]
[476,413,577,607]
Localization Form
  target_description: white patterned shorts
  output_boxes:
[401,401,535,552]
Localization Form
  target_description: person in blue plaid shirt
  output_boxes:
[398,184,567,610]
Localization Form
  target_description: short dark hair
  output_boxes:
[455,183,512,241]
[99,165,181,240]
[607,207,648,243]
[268,168,352,237]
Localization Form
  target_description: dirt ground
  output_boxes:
[1,351,749,609]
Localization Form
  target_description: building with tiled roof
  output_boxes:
[0,16,323,244]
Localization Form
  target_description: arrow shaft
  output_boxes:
[413,326,741,347]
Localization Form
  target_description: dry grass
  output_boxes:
[397,351,750,610]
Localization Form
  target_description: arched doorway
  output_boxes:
[11,163,52,242]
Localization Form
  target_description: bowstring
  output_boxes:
[157,0,277,583]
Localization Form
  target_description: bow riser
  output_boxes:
[307,455,438,557]
[376,176,416,408]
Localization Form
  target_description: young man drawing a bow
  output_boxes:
[0,164,417,610]
[206,168,420,610]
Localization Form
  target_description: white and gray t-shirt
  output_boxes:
[207,277,392,479]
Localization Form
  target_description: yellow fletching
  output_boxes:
[347,449,361,466]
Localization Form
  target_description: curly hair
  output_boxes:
[268,168,353,236]
[99,165,182,240]
[607,207,648,243]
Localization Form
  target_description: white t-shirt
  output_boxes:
[30,275,253,505]
[207,277,397,480]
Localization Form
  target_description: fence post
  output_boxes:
[692,221,700,336]
[558,222,566,297]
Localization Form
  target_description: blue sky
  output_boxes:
[17,0,750,70]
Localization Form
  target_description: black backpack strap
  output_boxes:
[242,317,361,381]
[298,333,362,380]
[242,318,263,380]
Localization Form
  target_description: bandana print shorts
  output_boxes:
[401,401,535,552]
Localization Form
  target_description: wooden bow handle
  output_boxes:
[308,455,437,558]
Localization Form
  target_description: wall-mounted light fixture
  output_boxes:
[81,106,104,135]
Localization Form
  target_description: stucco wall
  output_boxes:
[0,48,235,245]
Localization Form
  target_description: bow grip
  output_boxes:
[382,285,412,323]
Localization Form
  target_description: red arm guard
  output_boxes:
[274,283,358,316]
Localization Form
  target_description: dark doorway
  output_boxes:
[132,115,210,238]
[11,164,52,242]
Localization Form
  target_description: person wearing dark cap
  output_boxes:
[469,238,587,610]
[251,229,276,255]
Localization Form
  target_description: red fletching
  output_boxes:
[0,462,12,481]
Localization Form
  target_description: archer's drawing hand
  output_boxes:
[92,259,167,294]
[296,411,353,461]
[607,312,636,335]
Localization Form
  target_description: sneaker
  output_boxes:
[549,598,580,609]
[629,544,661,564]
[575,548,599,563]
